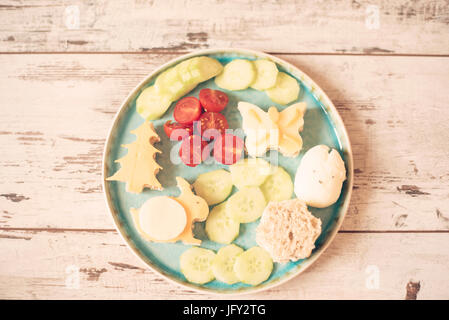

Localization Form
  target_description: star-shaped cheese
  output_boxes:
[238,101,307,157]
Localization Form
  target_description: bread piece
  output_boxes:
[256,199,321,263]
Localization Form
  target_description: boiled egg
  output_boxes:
[294,145,346,208]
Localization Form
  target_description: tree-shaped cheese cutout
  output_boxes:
[106,121,162,193]
[130,177,209,245]
[238,101,307,157]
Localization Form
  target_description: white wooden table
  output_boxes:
[1,0,449,300]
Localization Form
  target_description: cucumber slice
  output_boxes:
[250,60,279,90]
[136,86,172,120]
[215,59,256,91]
[191,56,224,82]
[233,246,273,286]
[154,67,180,95]
[205,202,240,244]
[230,158,272,189]
[154,56,223,102]
[226,187,266,223]
[178,59,199,88]
[155,68,195,102]
[193,169,233,206]
[260,166,294,202]
[265,72,300,105]
[212,244,244,284]
[180,247,216,284]
[177,56,223,87]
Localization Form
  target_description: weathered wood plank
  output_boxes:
[0,230,447,299]
[0,0,448,54]
[1,53,449,231]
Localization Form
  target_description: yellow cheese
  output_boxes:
[106,121,163,193]
[238,101,307,158]
[131,196,187,241]
[171,177,209,245]
[130,177,209,245]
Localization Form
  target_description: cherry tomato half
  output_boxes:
[173,96,202,124]
[163,120,192,141]
[213,134,244,165]
[179,135,210,167]
[195,112,229,139]
[199,89,229,112]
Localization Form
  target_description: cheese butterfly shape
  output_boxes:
[238,101,307,158]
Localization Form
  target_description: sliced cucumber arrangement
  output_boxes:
[205,202,240,244]
[193,169,233,206]
[180,247,216,284]
[226,186,266,223]
[156,56,223,101]
[212,244,244,284]
[233,246,273,286]
[250,60,279,90]
[137,56,223,120]
[182,163,294,286]
[215,59,256,91]
[260,166,294,203]
[230,158,272,189]
[265,72,300,105]
[180,245,273,286]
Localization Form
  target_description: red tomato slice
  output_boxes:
[213,134,244,165]
[199,89,229,112]
[173,97,202,124]
[179,135,210,167]
[195,112,229,139]
[163,120,192,141]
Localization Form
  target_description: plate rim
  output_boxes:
[102,48,354,295]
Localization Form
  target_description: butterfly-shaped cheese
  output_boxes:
[238,101,307,157]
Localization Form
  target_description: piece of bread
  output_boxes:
[256,199,321,263]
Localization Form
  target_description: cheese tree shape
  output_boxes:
[106,121,163,193]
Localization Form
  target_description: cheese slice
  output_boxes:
[277,102,306,157]
[171,177,209,245]
[131,196,187,241]
[238,101,306,158]
[106,121,162,193]
[130,177,209,245]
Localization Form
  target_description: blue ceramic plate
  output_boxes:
[102,49,353,294]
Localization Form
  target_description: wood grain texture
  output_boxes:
[1,53,448,231]
[0,0,447,302]
[0,0,448,54]
[0,229,448,299]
